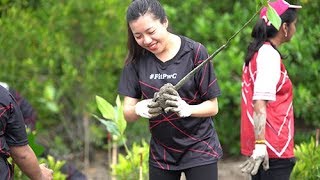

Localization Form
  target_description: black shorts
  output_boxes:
[252,158,296,180]
[149,162,218,180]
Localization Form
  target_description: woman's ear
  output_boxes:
[164,18,169,28]
[281,22,289,37]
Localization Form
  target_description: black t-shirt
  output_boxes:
[118,36,223,170]
[0,86,28,156]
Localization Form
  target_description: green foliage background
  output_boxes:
[291,137,320,180]
[0,0,319,162]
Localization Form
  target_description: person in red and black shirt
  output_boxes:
[118,1,222,180]
[239,0,302,179]
[0,82,87,180]
[0,85,53,180]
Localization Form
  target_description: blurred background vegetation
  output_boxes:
[0,0,319,176]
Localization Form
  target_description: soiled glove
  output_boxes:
[161,88,192,118]
[240,144,269,175]
[135,99,162,118]
[166,97,192,117]
[147,99,163,117]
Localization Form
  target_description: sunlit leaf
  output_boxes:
[116,95,121,108]
[43,83,56,101]
[116,101,127,135]
[45,101,59,113]
[267,4,281,30]
[96,95,115,120]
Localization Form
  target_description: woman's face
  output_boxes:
[129,13,169,55]
[285,18,297,41]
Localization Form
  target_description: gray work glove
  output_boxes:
[160,86,192,118]
[147,99,163,118]
[135,99,162,118]
[240,144,269,175]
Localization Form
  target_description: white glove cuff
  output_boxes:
[179,100,192,117]
[135,99,152,118]
[252,144,267,159]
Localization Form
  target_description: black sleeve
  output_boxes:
[118,62,142,99]
[194,43,221,100]
[0,88,28,147]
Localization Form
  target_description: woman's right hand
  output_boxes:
[39,163,54,180]
[135,99,162,118]
[158,84,192,117]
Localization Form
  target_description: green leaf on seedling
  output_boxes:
[115,95,126,135]
[267,4,282,30]
[93,115,120,137]
[96,95,115,120]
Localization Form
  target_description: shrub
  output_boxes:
[112,141,149,180]
[291,136,320,180]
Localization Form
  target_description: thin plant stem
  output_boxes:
[174,9,261,90]
[122,137,132,157]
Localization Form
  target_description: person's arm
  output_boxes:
[10,145,53,180]
[240,99,269,175]
[123,96,140,122]
[253,100,267,141]
[164,97,218,118]
[188,98,218,117]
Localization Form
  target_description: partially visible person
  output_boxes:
[118,0,222,180]
[0,85,53,180]
[0,82,87,180]
[0,82,37,131]
[239,0,302,180]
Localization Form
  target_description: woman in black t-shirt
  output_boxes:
[118,1,222,180]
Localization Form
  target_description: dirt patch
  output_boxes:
[218,157,250,180]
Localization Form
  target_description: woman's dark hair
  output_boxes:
[244,8,298,65]
[125,0,167,64]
